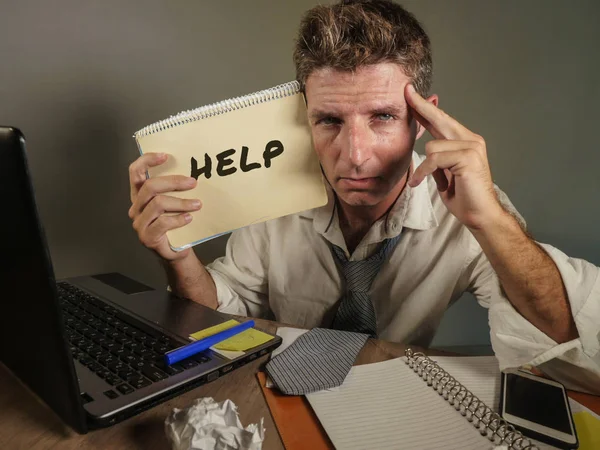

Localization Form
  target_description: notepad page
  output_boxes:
[429,356,501,410]
[305,358,494,450]
[429,357,565,450]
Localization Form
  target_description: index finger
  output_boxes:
[129,152,168,203]
[405,84,470,140]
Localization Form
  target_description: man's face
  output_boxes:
[305,63,431,208]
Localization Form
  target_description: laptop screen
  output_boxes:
[0,127,87,433]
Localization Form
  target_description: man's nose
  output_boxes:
[342,121,373,167]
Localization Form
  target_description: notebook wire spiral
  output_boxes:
[405,349,539,450]
[134,80,301,138]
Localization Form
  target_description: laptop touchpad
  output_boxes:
[92,272,154,294]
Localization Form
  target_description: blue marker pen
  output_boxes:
[164,320,255,366]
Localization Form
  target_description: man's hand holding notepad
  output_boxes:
[133,81,327,251]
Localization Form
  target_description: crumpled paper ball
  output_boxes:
[165,397,265,450]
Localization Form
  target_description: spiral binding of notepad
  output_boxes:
[404,349,540,450]
[134,80,301,138]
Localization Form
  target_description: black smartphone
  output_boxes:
[499,369,579,449]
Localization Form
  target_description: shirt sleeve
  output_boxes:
[465,186,600,394]
[467,246,600,394]
[205,223,271,318]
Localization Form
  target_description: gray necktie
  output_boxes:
[331,234,402,337]
[265,328,368,395]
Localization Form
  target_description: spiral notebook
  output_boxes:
[133,81,327,250]
[305,350,543,450]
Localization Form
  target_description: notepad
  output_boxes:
[428,355,501,408]
[305,354,576,450]
[306,358,493,450]
[427,356,600,449]
[134,81,327,250]
[189,319,274,351]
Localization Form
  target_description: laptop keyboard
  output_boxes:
[57,282,210,398]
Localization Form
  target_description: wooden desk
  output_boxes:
[0,318,598,449]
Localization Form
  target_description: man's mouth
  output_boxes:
[338,177,379,189]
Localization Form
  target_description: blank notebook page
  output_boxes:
[305,357,494,450]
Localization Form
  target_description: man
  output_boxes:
[128,0,599,393]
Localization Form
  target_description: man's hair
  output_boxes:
[293,0,432,96]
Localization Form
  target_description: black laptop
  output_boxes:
[0,126,281,433]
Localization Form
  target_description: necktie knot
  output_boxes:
[330,234,402,336]
[343,259,385,292]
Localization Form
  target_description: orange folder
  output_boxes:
[256,372,334,450]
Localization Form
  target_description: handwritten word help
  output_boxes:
[190,140,284,180]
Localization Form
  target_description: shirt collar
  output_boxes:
[301,152,439,237]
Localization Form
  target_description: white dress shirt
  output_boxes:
[207,152,600,393]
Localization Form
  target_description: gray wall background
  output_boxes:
[1,1,598,348]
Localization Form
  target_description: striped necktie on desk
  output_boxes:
[265,328,368,395]
[330,234,402,337]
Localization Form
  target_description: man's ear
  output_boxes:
[415,94,439,140]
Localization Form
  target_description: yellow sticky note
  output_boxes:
[189,319,274,351]
[190,319,240,340]
[573,411,600,450]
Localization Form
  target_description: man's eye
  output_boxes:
[317,117,341,126]
[376,113,395,121]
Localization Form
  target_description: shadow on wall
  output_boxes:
[27,82,165,286]
[430,293,492,349]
